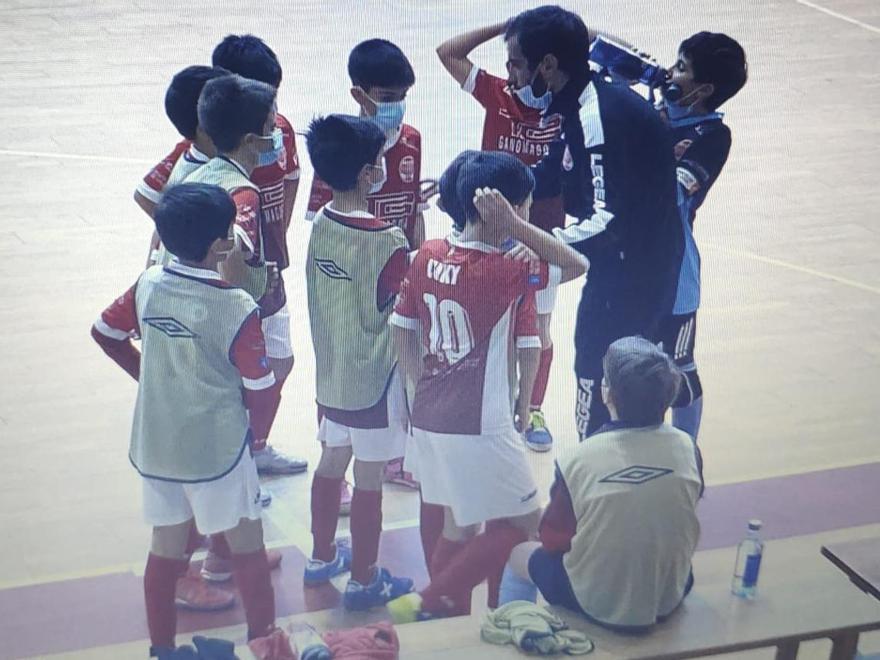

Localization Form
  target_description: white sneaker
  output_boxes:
[253,445,308,475]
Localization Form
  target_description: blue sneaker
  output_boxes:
[524,410,553,452]
[303,539,351,585]
[343,566,414,611]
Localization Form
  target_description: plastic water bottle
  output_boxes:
[731,519,764,599]
[290,623,332,660]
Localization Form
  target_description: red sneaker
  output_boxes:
[175,575,235,611]
[201,548,283,582]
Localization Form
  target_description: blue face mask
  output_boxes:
[664,85,708,120]
[256,128,283,167]
[367,95,406,132]
[513,67,552,110]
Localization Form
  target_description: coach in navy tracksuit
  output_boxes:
[504,6,683,438]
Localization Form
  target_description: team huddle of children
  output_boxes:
[91,7,738,656]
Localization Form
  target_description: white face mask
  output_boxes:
[368,158,387,193]
[513,67,553,110]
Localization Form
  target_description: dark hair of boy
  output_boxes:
[212,34,283,87]
[679,32,747,111]
[154,183,235,262]
[348,38,416,90]
[197,74,277,154]
[306,114,386,191]
[164,66,231,140]
[439,150,535,229]
[603,337,682,427]
[504,5,591,80]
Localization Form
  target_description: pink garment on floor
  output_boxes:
[323,621,400,659]
[248,628,297,660]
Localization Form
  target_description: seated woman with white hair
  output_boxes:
[498,336,703,633]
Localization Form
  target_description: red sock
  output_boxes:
[421,521,527,615]
[350,487,382,584]
[311,474,343,562]
[530,345,554,409]
[184,526,206,557]
[485,520,506,608]
[232,549,276,641]
[430,536,470,615]
[209,534,232,560]
[144,553,188,649]
[419,499,444,578]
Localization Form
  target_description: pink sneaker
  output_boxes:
[340,480,353,516]
[201,548,283,582]
[175,575,235,611]
[384,457,420,489]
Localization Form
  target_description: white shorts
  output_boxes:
[317,371,408,462]
[536,283,558,316]
[261,304,293,359]
[142,452,262,535]
[406,427,540,527]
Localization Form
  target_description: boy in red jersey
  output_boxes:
[387,151,586,621]
[437,23,564,453]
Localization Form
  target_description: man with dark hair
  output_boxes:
[303,114,415,611]
[387,154,586,623]
[305,37,429,499]
[654,32,748,442]
[504,5,684,440]
[497,336,701,632]
[91,182,281,656]
[435,21,566,454]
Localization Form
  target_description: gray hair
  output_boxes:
[603,337,682,426]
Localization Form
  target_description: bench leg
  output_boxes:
[776,641,800,660]
[829,632,859,660]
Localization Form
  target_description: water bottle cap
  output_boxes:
[748,519,763,531]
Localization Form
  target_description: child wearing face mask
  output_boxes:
[304,38,428,515]
[302,114,415,611]
[652,32,748,445]
[305,39,427,249]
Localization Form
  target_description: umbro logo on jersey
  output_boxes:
[143,317,197,338]
[600,465,673,485]
[315,258,351,281]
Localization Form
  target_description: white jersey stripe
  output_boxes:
[242,372,276,391]
[94,318,132,341]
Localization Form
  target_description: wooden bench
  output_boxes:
[395,533,880,659]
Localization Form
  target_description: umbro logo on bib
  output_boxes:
[143,317,197,338]
[600,465,673,485]
[315,258,351,281]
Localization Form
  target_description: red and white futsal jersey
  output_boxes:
[463,66,565,232]
[305,124,427,246]
[390,235,561,435]
[251,113,300,271]
[137,114,300,271]
[463,66,563,167]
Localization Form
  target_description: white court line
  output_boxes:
[703,242,880,296]
[795,0,880,34]
[0,148,152,165]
